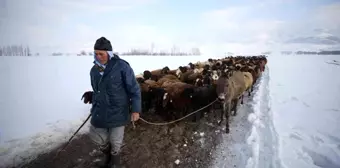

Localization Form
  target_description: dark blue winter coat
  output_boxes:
[90,54,141,128]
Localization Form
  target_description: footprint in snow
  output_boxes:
[290,96,310,107]
[311,135,324,144]
[291,96,299,101]
[302,146,340,168]
[302,101,310,107]
[289,132,303,141]
[325,108,340,112]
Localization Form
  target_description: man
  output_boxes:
[81,37,141,168]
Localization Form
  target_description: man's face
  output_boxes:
[95,50,109,64]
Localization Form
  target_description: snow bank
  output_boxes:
[0,55,214,167]
[269,54,340,168]
[245,66,281,168]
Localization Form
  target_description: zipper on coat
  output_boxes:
[96,75,103,92]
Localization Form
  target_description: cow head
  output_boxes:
[143,70,152,80]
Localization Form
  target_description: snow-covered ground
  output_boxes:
[269,54,340,168]
[1,54,340,168]
[210,54,340,168]
[0,55,219,167]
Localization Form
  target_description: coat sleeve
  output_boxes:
[90,68,94,91]
[122,63,142,113]
[90,66,97,92]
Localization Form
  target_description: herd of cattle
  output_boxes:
[135,55,268,133]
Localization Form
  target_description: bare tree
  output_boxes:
[15,45,19,56]
[171,45,176,56]
[192,48,201,55]
[24,48,27,56]
[150,42,155,55]
[80,50,87,56]
[7,46,12,56]
[19,45,23,56]
[11,45,15,56]
[2,46,6,56]
[26,46,31,56]
[10,45,14,56]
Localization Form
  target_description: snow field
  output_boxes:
[269,54,340,168]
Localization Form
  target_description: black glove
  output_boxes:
[81,91,93,104]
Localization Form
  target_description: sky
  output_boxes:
[0,0,340,55]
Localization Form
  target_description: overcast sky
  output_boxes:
[0,0,339,55]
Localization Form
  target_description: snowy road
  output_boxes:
[210,66,281,168]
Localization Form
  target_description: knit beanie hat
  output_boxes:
[94,37,113,51]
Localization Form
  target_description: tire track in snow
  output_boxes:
[245,66,283,168]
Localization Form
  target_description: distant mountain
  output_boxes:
[324,45,340,50]
[285,31,340,45]
[286,36,340,45]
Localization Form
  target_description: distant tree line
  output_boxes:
[51,52,63,56]
[120,48,201,56]
[261,51,271,55]
[50,46,201,56]
[281,50,340,55]
[73,48,201,56]
[281,51,293,55]
[296,50,340,55]
[0,45,33,56]
[76,50,94,56]
[121,52,199,56]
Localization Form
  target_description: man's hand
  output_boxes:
[131,112,140,121]
[81,91,93,104]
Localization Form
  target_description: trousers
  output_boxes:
[88,124,125,154]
